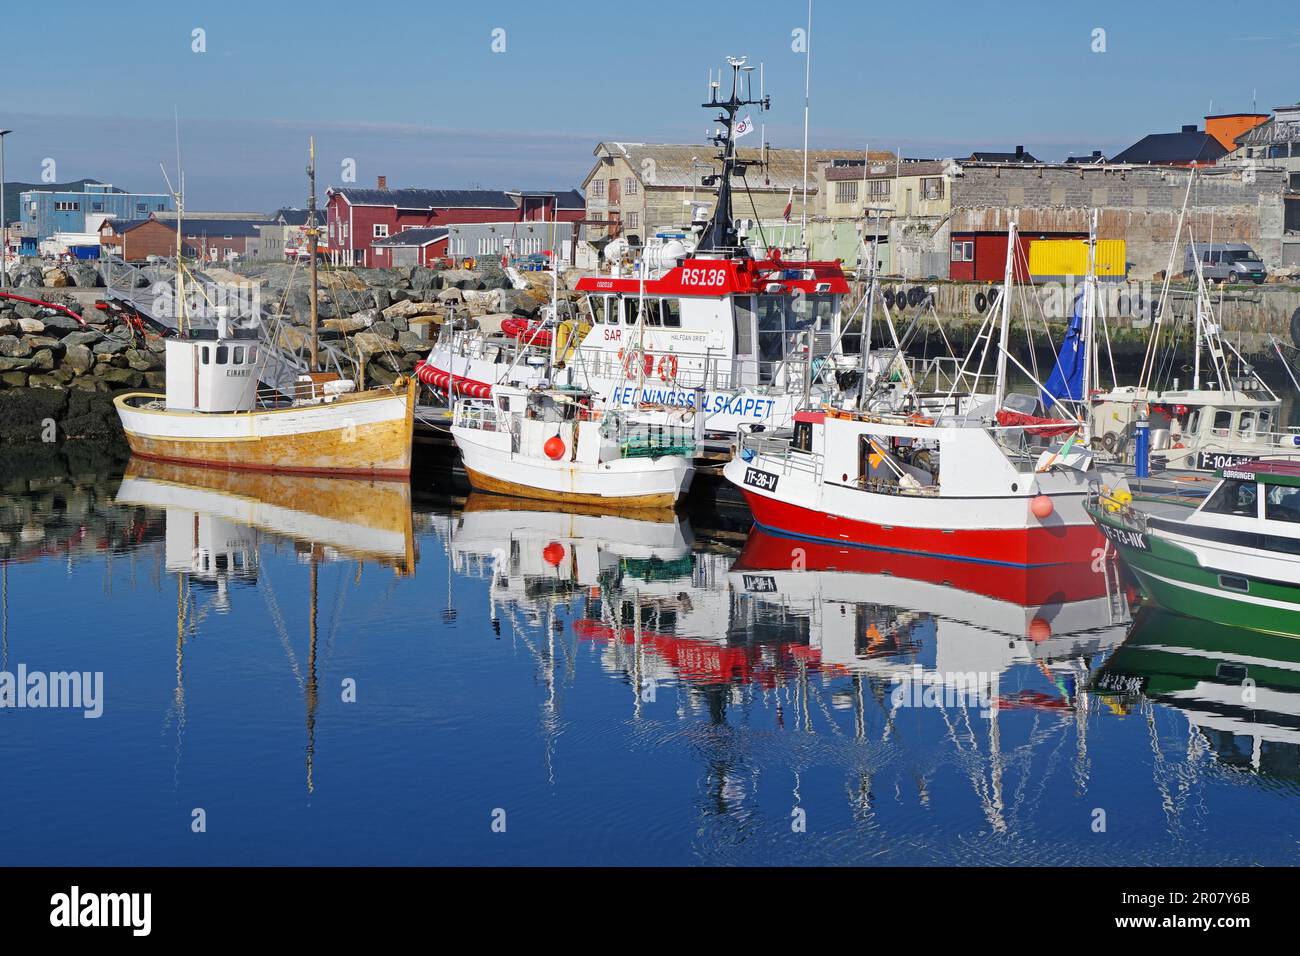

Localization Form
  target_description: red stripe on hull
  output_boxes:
[735,529,1108,604]
[741,490,1102,567]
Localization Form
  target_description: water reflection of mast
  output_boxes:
[305,552,319,797]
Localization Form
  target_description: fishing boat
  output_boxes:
[419,57,863,436]
[114,140,416,479]
[1084,170,1299,474]
[450,383,695,508]
[1087,459,1300,634]
[725,220,1105,567]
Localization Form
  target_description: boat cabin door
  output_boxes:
[733,295,758,388]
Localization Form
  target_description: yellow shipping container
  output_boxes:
[1028,239,1126,278]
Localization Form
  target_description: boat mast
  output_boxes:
[993,221,1018,409]
[800,0,813,252]
[696,57,769,257]
[307,138,320,373]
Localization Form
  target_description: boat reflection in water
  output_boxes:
[113,459,418,793]
[1097,609,1300,779]
[729,530,1131,695]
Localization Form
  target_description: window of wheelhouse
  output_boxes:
[659,298,682,328]
[622,297,644,325]
[792,420,813,453]
[1201,478,1259,518]
[1211,411,1232,436]
[1265,484,1300,523]
[733,296,755,355]
[215,345,228,364]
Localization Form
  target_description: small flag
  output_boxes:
[732,115,754,139]
[782,187,794,222]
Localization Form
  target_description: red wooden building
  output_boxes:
[325,178,583,267]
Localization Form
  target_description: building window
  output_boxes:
[951,240,974,262]
[625,177,638,195]
[868,180,891,200]
[157,204,165,211]
[628,212,639,230]
[835,181,859,204]
[55,201,81,212]
[922,178,944,200]
[590,180,605,199]
[374,224,389,239]
[92,202,104,212]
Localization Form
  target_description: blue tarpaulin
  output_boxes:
[1041,290,1085,412]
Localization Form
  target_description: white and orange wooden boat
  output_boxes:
[115,331,416,478]
[451,384,695,509]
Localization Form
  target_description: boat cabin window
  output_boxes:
[1186,408,1200,434]
[1201,478,1259,518]
[622,297,643,325]
[233,346,245,364]
[756,294,836,367]
[215,346,229,365]
[201,346,211,365]
[1211,411,1232,437]
[659,299,682,328]
[1265,485,1300,523]
[591,295,612,325]
[248,346,258,364]
[1239,411,1256,439]
[733,297,755,356]
[792,420,813,453]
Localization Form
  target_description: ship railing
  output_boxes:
[1085,485,1151,532]
[576,349,823,396]
[452,398,509,433]
[736,425,822,480]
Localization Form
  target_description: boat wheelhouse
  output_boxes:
[1089,459,1300,633]
[418,57,858,435]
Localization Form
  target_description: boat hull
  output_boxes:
[114,379,416,479]
[454,427,693,510]
[738,483,1102,567]
[1091,506,1300,635]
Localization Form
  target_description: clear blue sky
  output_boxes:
[3,0,1297,210]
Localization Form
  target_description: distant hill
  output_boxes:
[2,179,126,226]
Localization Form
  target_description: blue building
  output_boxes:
[18,181,171,254]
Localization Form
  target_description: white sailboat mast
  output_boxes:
[993,221,1017,409]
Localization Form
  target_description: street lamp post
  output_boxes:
[0,129,11,288]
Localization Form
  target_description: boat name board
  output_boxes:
[743,466,780,494]
[1199,452,1259,471]
[608,385,778,420]
[741,574,778,593]
[1100,523,1149,551]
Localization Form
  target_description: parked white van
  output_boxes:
[1183,243,1268,284]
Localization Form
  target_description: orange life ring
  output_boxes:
[657,354,678,381]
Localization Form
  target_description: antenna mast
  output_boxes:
[307,138,319,373]
[696,56,770,256]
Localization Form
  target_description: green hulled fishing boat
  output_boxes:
[1086,460,1300,636]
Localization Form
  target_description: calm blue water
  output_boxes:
[1,459,1298,866]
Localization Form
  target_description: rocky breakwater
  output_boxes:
[239,260,588,389]
[1,261,154,451]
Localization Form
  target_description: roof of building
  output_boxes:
[590,142,888,191]
[329,187,520,210]
[178,219,266,238]
[373,227,450,247]
[1110,127,1228,165]
[824,159,952,181]
[508,189,585,210]
[101,216,172,234]
[1065,150,1108,164]
[268,207,318,226]
[968,148,1039,163]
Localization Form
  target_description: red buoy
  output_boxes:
[1030,495,1054,519]
[1027,618,1053,643]
[543,542,565,567]
[544,435,566,460]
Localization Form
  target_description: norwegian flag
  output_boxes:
[782,187,794,222]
